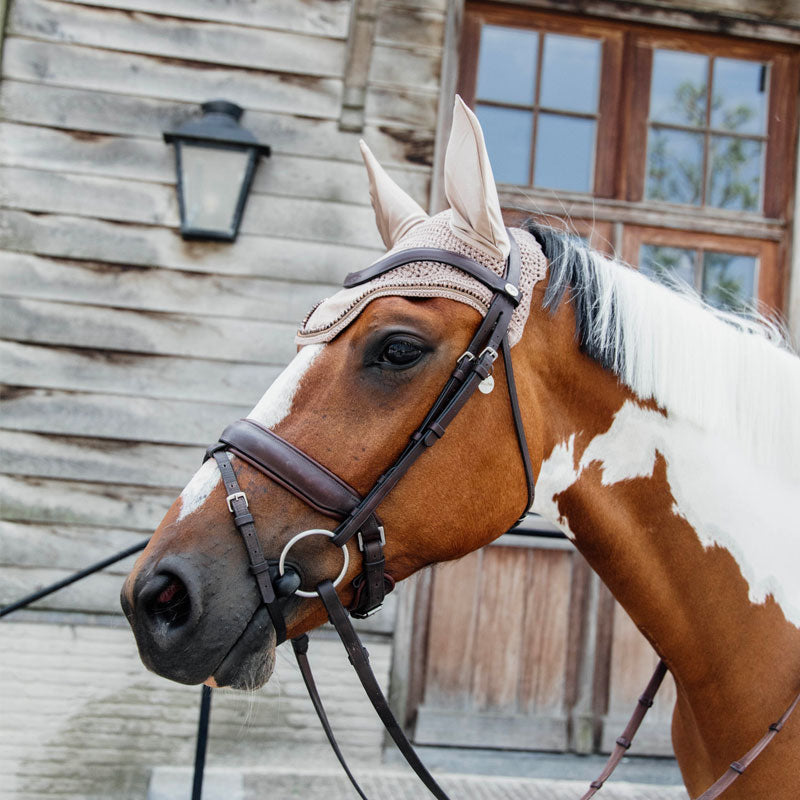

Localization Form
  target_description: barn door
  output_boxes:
[405,528,677,755]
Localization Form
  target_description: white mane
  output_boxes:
[531,224,800,482]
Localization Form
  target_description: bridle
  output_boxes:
[202,233,799,800]
[205,232,530,799]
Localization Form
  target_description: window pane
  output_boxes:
[640,244,697,288]
[707,136,762,211]
[650,49,708,127]
[702,251,757,311]
[711,58,768,135]
[646,128,704,205]
[534,114,595,192]
[475,104,533,184]
[540,34,601,113]
[476,25,538,105]
[179,143,250,235]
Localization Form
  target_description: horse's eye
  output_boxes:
[379,339,424,367]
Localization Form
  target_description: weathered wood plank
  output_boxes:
[11,0,346,77]
[0,563,136,613]
[0,251,338,325]
[3,37,342,119]
[371,43,442,92]
[0,341,281,404]
[0,166,384,248]
[0,385,248,446]
[0,296,298,363]
[519,549,572,713]
[0,82,436,167]
[414,707,568,750]
[0,520,148,570]
[0,121,427,206]
[0,430,198,487]
[0,473,175,530]
[0,210,382,282]
[0,252,334,324]
[423,553,482,708]
[471,546,526,712]
[55,0,352,38]
[376,4,445,49]
[366,85,439,129]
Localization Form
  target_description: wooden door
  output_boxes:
[403,527,677,755]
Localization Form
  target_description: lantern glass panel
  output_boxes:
[178,142,253,237]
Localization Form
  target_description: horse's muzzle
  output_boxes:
[121,552,268,686]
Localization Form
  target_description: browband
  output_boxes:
[344,246,522,305]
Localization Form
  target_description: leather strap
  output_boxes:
[317,580,452,800]
[209,449,287,644]
[291,634,370,800]
[331,233,527,549]
[219,419,363,519]
[580,660,668,799]
[344,247,521,305]
[691,687,800,800]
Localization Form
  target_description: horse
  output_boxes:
[121,97,800,798]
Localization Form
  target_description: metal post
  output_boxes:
[191,685,213,800]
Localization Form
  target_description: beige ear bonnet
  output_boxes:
[296,213,546,348]
[295,97,547,348]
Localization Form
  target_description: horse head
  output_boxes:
[121,98,557,689]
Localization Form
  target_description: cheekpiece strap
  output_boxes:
[210,449,287,644]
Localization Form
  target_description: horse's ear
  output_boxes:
[444,96,510,261]
[359,140,429,249]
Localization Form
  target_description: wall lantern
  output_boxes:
[163,100,271,242]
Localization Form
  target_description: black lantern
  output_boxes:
[164,100,271,242]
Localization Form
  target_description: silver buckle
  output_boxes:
[457,351,475,364]
[226,491,248,512]
[478,346,498,363]
[357,526,386,551]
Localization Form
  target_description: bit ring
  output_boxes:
[277,529,349,598]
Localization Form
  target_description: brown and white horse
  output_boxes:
[122,99,800,797]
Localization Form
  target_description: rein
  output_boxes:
[202,237,798,799]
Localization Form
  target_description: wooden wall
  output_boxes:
[0,0,446,612]
[0,1,447,796]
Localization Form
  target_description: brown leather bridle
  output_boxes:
[202,235,798,800]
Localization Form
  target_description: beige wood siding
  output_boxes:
[0,1,445,797]
[0,0,442,616]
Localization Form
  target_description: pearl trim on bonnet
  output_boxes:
[295,212,547,348]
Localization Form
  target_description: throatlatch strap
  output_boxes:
[317,580,452,800]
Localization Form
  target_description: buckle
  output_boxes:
[226,491,248,512]
[457,351,476,364]
[357,526,386,551]
[478,346,498,363]
[359,603,384,618]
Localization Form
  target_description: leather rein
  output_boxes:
[202,236,798,799]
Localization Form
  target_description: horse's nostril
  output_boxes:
[143,573,191,629]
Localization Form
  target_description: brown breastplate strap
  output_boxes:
[692,686,800,800]
[580,660,668,799]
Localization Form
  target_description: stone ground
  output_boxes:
[150,748,689,800]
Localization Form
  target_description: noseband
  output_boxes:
[202,234,533,799]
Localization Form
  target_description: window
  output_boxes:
[474,26,602,192]
[459,4,799,316]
